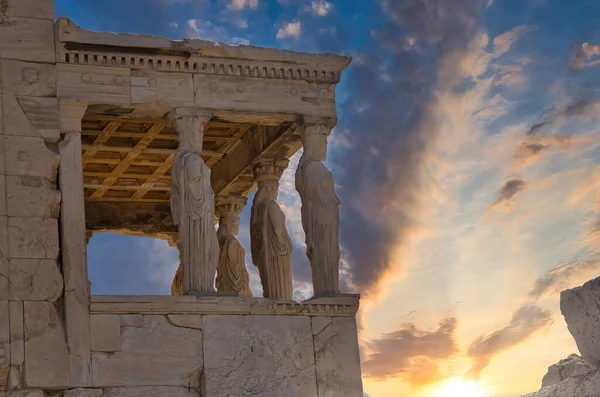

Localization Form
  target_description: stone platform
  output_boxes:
[87,295,363,397]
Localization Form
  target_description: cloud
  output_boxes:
[186,19,249,45]
[572,42,600,69]
[362,318,459,386]
[487,179,526,212]
[308,0,333,16]
[527,99,600,136]
[528,259,600,300]
[330,0,489,295]
[227,0,258,10]
[466,305,553,379]
[276,21,302,40]
[492,25,534,57]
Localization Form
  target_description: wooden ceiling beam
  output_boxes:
[82,121,121,165]
[90,120,168,199]
[131,153,175,201]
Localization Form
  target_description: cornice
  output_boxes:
[56,17,352,84]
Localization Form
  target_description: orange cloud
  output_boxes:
[362,318,459,386]
[466,305,553,379]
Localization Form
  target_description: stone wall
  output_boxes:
[0,0,69,392]
[0,296,363,397]
[85,296,364,397]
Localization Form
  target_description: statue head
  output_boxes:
[178,129,204,154]
[218,213,240,236]
[168,108,211,154]
[252,159,288,201]
[256,180,280,201]
[302,124,330,162]
[215,197,247,237]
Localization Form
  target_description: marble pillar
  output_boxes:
[169,108,219,294]
[250,159,294,299]
[215,196,252,297]
[296,124,341,297]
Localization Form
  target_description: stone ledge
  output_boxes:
[90,295,360,317]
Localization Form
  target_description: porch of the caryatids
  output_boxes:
[250,159,294,300]
[295,123,341,297]
[215,195,252,297]
[169,107,220,295]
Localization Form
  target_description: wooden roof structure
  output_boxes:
[82,105,302,241]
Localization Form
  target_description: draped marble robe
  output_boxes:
[250,199,293,299]
[296,159,341,296]
[216,228,252,296]
[171,152,219,293]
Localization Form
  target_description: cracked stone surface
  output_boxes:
[91,315,203,388]
[542,354,596,388]
[522,369,600,396]
[23,301,69,388]
[203,315,317,397]
[8,259,63,301]
[313,317,363,397]
[561,276,600,365]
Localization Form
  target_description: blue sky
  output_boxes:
[56,0,600,396]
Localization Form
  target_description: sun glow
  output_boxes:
[432,378,490,397]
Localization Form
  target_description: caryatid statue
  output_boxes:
[169,108,219,294]
[215,196,252,297]
[250,159,294,299]
[295,124,341,296]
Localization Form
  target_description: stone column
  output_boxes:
[295,123,341,297]
[215,196,252,297]
[59,98,92,387]
[250,159,294,299]
[168,108,220,294]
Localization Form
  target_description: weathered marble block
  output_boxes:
[91,315,203,388]
[7,217,59,259]
[0,0,55,19]
[23,301,70,388]
[0,17,55,63]
[9,300,24,390]
[0,259,7,300]
[0,300,9,390]
[1,95,59,142]
[561,276,600,365]
[6,175,61,218]
[90,315,121,353]
[203,315,318,397]
[1,60,56,97]
[3,136,60,181]
[0,217,7,259]
[8,259,63,301]
[57,64,131,105]
[313,317,363,397]
[131,71,194,106]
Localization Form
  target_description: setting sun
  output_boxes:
[432,378,490,397]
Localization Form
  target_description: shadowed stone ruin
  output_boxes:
[0,1,363,396]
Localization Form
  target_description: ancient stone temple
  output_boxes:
[0,2,363,396]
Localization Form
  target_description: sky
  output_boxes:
[55,0,600,396]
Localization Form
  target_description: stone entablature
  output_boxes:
[56,18,349,84]
[89,295,361,317]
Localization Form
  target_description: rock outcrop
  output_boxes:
[541,354,595,388]
[522,276,600,396]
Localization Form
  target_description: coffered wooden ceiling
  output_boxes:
[81,106,302,239]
